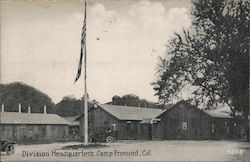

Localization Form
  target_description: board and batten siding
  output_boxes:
[88,107,141,140]
[0,124,68,141]
[152,122,163,140]
[88,107,119,137]
[157,101,212,140]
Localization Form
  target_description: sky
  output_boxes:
[0,0,192,104]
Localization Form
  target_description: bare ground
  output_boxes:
[1,140,250,162]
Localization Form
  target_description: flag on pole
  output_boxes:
[75,0,87,83]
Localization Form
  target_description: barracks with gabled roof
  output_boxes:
[0,104,69,142]
[86,104,164,140]
[79,101,246,140]
[0,100,246,142]
[154,100,239,140]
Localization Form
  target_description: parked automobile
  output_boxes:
[89,124,118,143]
[0,139,15,155]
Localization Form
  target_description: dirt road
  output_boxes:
[1,140,250,161]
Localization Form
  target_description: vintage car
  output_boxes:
[88,124,118,143]
[0,139,15,155]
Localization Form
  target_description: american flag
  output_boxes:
[75,0,87,83]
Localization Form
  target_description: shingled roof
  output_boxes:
[98,104,165,121]
[0,112,69,125]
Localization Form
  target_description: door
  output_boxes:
[140,124,151,140]
[19,125,27,140]
[38,125,46,139]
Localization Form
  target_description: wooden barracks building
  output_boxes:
[155,101,245,140]
[81,100,246,140]
[0,104,69,142]
[0,101,246,142]
[87,104,164,140]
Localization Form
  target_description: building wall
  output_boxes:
[0,124,68,141]
[157,102,212,140]
[80,103,247,141]
[88,108,141,140]
[152,122,163,140]
[211,117,247,140]
[90,107,119,130]
[118,120,140,140]
[156,101,246,140]
[138,123,152,140]
[87,107,119,139]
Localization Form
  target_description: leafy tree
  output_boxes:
[55,96,81,117]
[0,82,55,113]
[153,0,249,118]
[111,95,124,105]
[111,94,157,108]
[55,96,94,117]
[62,95,77,100]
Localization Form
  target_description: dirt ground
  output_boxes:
[1,140,250,162]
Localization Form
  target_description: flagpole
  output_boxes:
[83,0,88,145]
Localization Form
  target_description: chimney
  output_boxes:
[1,104,4,112]
[28,106,31,113]
[44,105,47,114]
[18,103,22,113]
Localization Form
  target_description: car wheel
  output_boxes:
[6,145,14,155]
[88,137,92,143]
[106,136,113,143]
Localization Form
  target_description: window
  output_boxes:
[182,122,187,130]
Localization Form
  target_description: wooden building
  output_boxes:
[154,100,243,140]
[0,106,69,142]
[78,101,245,141]
[85,104,164,140]
[63,116,80,139]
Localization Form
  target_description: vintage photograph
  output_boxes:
[0,0,249,161]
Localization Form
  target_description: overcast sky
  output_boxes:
[0,0,192,104]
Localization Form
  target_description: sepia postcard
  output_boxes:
[0,0,249,161]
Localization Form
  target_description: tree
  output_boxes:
[55,96,95,117]
[111,94,157,108]
[0,82,55,113]
[55,96,81,117]
[62,95,77,100]
[153,0,249,138]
